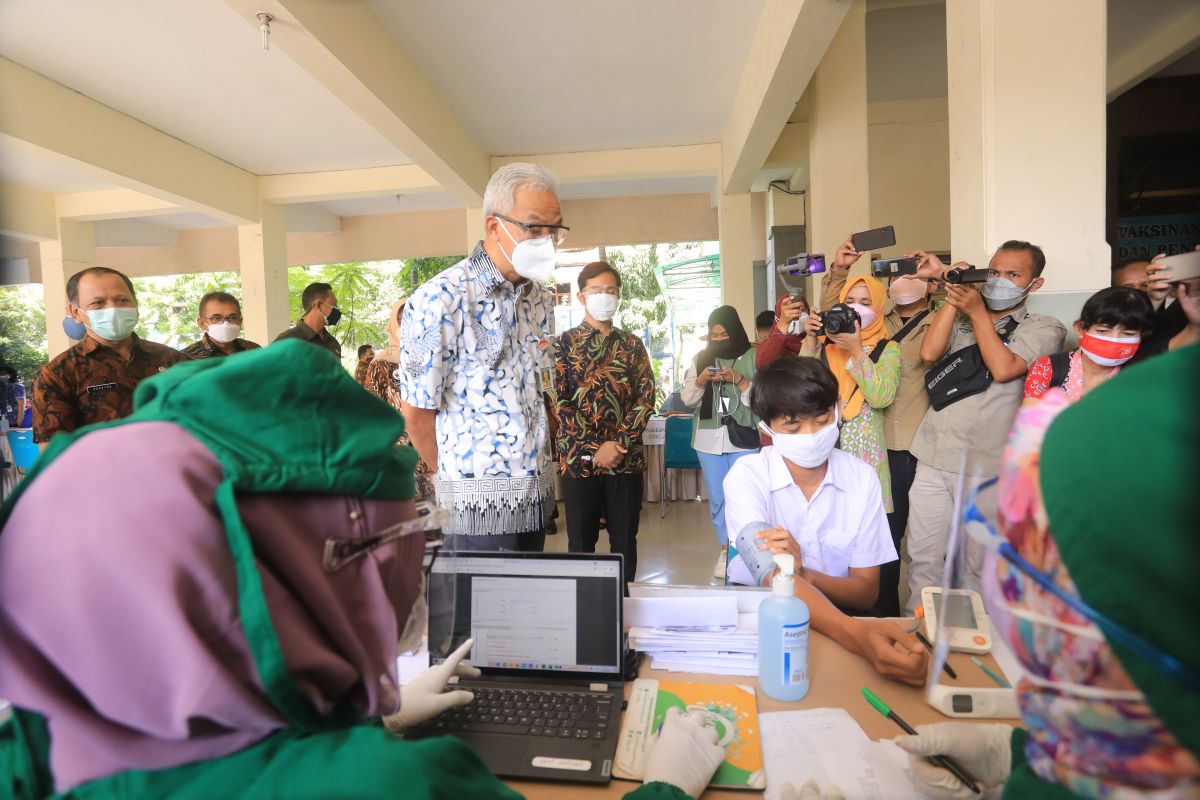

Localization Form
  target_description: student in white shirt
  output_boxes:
[725,357,896,612]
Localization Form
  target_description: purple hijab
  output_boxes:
[0,421,423,790]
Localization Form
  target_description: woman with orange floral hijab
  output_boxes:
[800,274,901,510]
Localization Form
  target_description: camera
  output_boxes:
[871,257,918,278]
[944,266,989,284]
[818,303,860,336]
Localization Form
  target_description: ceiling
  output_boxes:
[312,192,463,218]
[1,0,1197,249]
[0,0,410,175]
[0,134,114,193]
[367,0,765,155]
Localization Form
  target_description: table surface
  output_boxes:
[506,626,1019,799]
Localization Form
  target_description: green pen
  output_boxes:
[862,687,981,795]
[971,655,1012,688]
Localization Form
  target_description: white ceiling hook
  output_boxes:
[256,12,273,51]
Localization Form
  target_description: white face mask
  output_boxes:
[584,292,619,322]
[86,307,139,341]
[982,276,1030,311]
[758,411,840,468]
[206,321,241,344]
[498,219,557,283]
[846,303,877,329]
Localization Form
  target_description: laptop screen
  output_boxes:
[427,552,623,680]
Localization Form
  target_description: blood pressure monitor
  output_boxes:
[921,587,991,654]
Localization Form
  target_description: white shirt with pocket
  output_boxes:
[723,447,896,585]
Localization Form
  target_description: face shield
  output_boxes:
[321,499,457,660]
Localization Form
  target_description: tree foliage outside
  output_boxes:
[287,255,463,371]
[0,256,466,382]
[0,284,48,385]
[605,241,711,393]
[132,271,242,348]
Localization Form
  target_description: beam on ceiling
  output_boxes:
[284,204,342,235]
[0,57,258,224]
[491,144,721,184]
[721,0,851,194]
[0,180,57,241]
[225,0,489,206]
[258,164,442,204]
[1107,6,1200,100]
[94,218,181,248]
[55,189,180,221]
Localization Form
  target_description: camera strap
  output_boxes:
[889,308,931,343]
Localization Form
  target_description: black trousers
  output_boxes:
[877,449,919,617]
[444,530,546,553]
[561,473,643,584]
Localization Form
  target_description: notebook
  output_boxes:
[613,678,766,790]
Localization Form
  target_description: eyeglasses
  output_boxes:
[323,501,444,576]
[582,287,620,297]
[495,214,570,246]
[204,314,243,324]
[965,477,1200,692]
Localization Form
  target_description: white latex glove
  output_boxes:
[383,638,480,731]
[781,779,846,799]
[642,706,727,799]
[894,723,1014,799]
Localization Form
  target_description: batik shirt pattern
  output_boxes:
[399,244,554,535]
[32,335,187,442]
[554,322,655,479]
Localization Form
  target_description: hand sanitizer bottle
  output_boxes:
[757,553,810,701]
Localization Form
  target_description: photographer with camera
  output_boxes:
[800,268,901,519]
[903,241,1065,611]
[820,237,940,616]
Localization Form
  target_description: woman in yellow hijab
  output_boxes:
[800,274,901,511]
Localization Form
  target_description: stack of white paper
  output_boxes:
[625,585,769,676]
[759,708,934,800]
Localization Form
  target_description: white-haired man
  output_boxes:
[400,163,566,551]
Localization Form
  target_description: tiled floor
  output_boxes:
[543,499,724,586]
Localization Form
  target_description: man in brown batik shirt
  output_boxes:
[33,267,186,444]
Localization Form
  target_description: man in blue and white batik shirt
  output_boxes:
[400,163,567,551]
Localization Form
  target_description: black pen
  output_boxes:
[862,688,981,795]
[915,630,957,680]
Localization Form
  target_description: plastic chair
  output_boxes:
[6,429,39,471]
[660,414,701,518]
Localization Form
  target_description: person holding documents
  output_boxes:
[896,347,1200,798]
[0,343,734,800]
[725,357,927,686]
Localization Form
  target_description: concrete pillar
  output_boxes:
[947,0,1108,301]
[238,200,290,346]
[807,0,869,299]
[465,207,485,253]
[718,192,755,331]
[40,219,96,358]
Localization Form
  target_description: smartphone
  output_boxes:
[705,366,721,373]
[851,225,896,253]
[871,256,918,278]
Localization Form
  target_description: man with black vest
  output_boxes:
[902,241,1064,612]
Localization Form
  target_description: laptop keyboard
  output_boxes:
[426,687,617,740]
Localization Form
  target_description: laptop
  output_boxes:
[407,551,625,785]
